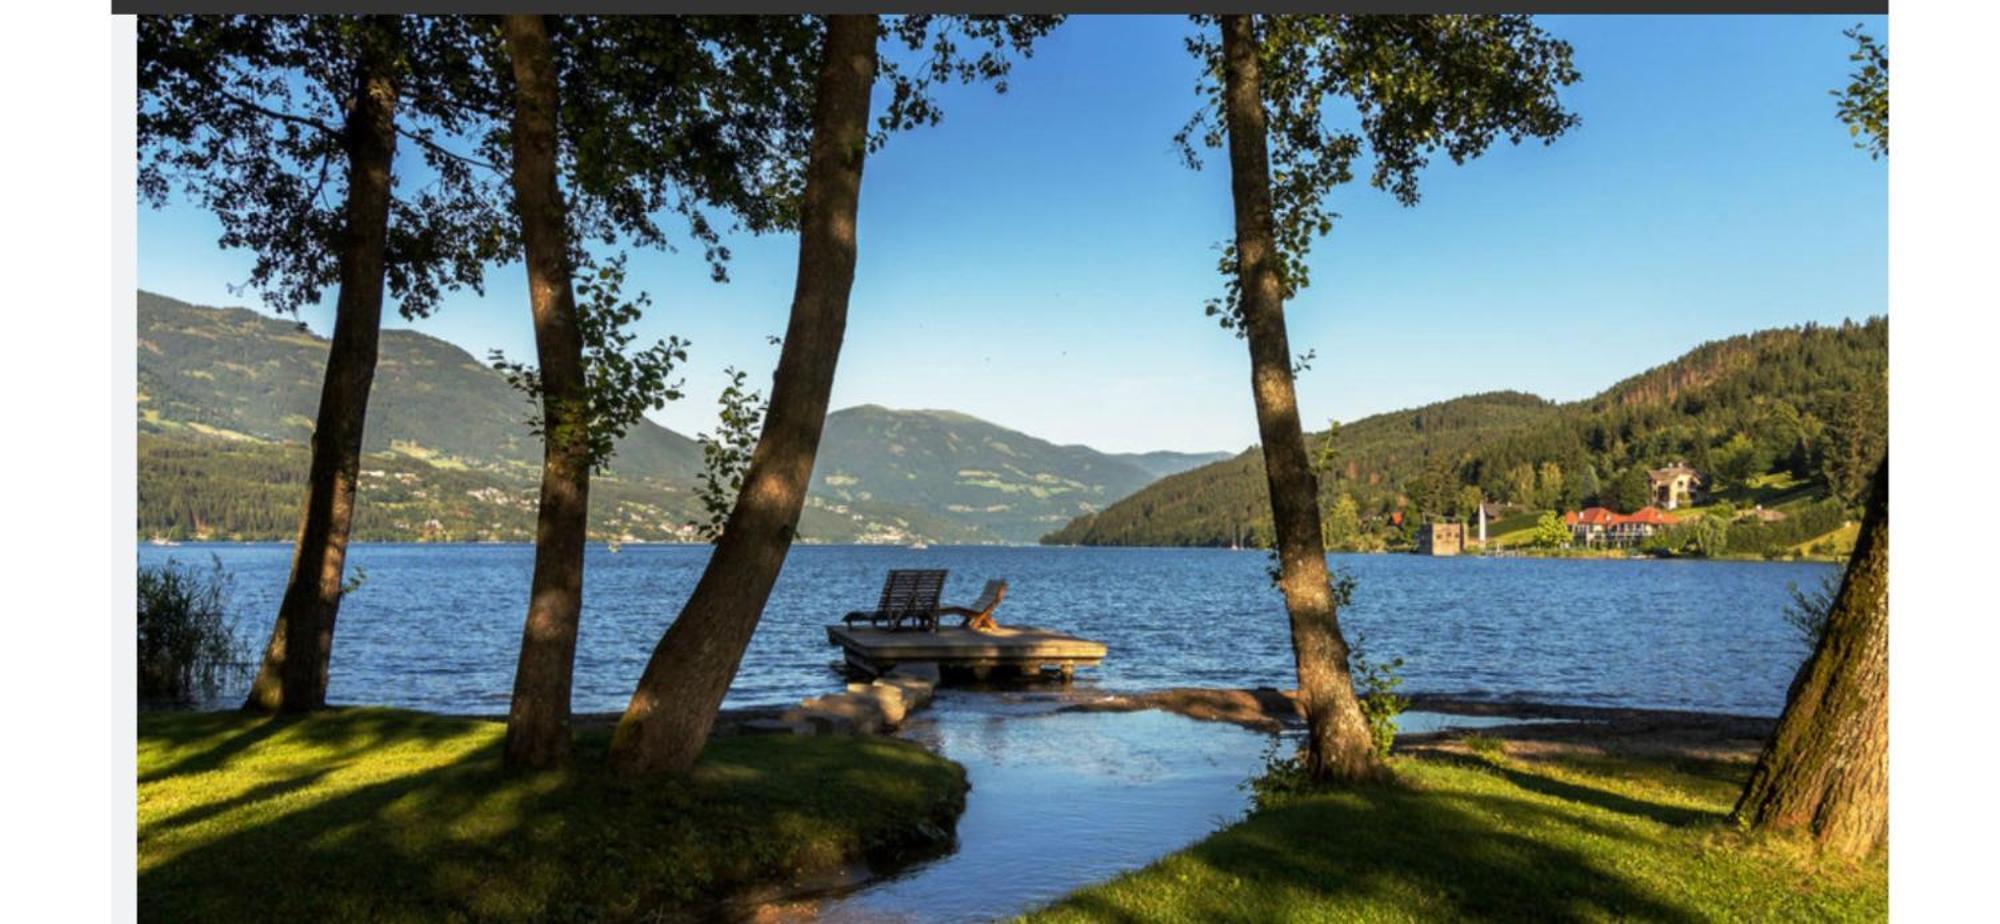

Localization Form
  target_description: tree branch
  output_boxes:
[214,88,341,140]
[397,126,503,176]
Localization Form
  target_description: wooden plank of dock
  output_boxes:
[826,624,1106,679]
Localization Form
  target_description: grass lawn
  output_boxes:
[1025,747,1885,922]
[1715,472,1823,512]
[1790,520,1861,559]
[139,708,967,922]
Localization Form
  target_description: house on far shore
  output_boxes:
[1417,521,1464,556]
[1647,463,1706,510]
[1564,507,1620,546]
[1564,506,1678,548]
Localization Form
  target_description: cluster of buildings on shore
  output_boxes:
[1413,462,1711,555]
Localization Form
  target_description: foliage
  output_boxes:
[137,15,508,317]
[1711,432,1767,490]
[874,16,1066,148]
[137,556,244,706]
[1819,385,1886,506]
[1640,517,1729,558]
[1727,500,1848,556]
[1784,570,1842,651]
[692,368,769,541]
[1454,485,1484,521]
[489,256,688,473]
[1349,631,1409,760]
[1530,511,1569,549]
[512,17,818,277]
[1246,738,1317,813]
[1310,420,1341,479]
[1028,749,1886,922]
[1607,465,1652,514]
[1323,493,1363,550]
[1180,14,1580,333]
[137,709,967,921]
[1833,26,1888,159]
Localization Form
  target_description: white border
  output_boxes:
[4,2,1998,918]
[1887,0,1999,916]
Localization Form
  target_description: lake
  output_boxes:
[137,543,1830,717]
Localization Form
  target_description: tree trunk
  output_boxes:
[243,30,398,714]
[1734,457,1888,857]
[1218,14,1385,783]
[500,13,595,770]
[608,14,878,776]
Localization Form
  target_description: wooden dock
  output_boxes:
[826,624,1107,681]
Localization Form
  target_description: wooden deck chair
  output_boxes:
[842,569,948,631]
[940,579,1008,631]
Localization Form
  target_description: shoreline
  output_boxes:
[141,537,1851,565]
[1052,686,1777,762]
[548,685,1782,758]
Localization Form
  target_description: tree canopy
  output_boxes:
[1178,14,1580,331]
[139,15,509,316]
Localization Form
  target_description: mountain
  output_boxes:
[1109,450,1237,480]
[136,292,1219,544]
[139,290,702,482]
[1044,319,1888,550]
[812,406,1165,543]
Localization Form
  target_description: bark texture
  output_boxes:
[1218,14,1386,783]
[608,14,878,776]
[243,34,398,714]
[1734,457,1888,858]
[501,14,595,769]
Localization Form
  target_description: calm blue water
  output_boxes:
[139,543,1828,717]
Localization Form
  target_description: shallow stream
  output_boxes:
[808,695,1563,922]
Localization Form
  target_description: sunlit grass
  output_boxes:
[1024,748,1885,922]
[139,708,967,922]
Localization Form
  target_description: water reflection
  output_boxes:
[813,694,1270,923]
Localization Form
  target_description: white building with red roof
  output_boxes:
[1563,506,1680,548]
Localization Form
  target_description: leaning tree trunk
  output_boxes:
[1218,14,1385,783]
[500,13,595,770]
[608,14,878,776]
[243,32,398,714]
[1734,457,1888,857]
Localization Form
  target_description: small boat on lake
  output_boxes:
[830,569,1105,681]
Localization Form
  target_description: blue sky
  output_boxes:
[138,14,1888,455]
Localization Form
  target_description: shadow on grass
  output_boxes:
[1051,771,1711,923]
[139,712,966,923]
[138,708,477,784]
[1424,751,1726,828]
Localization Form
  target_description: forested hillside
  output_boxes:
[137,293,1214,543]
[1044,318,1887,550]
[1041,392,1562,547]
[139,290,703,482]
